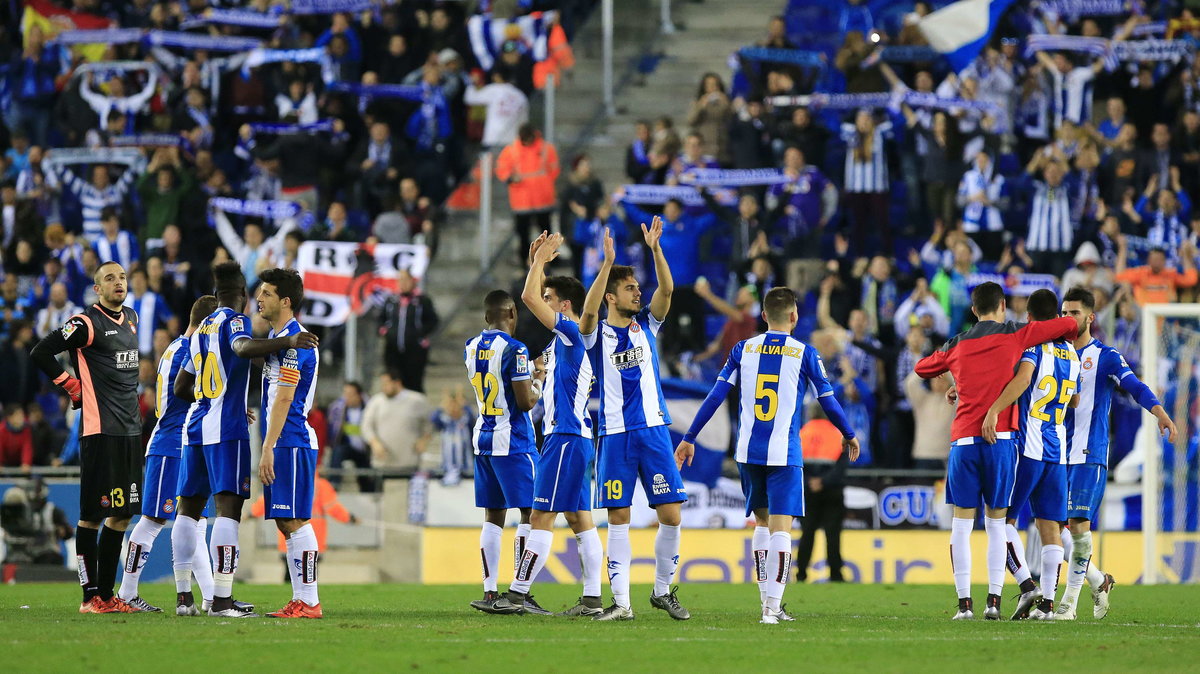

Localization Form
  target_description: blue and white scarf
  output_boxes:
[42,147,142,169]
[209,197,302,221]
[328,81,423,101]
[738,46,826,68]
[241,47,328,80]
[182,8,283,30]
[144,31,262,53]
[109,134,183,148]
[878,46,939,63]
[1038,0,1125,18]
[51,29,144,46]
[467,11,556,71]
[677,168,789,187]
[618,185,733,208]
[1023,34,1110,59]
[291,0,376,14]
[248,119,336,136]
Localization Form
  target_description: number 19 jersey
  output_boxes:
[183,307,253,446]
[719,331,835,466]
[465,329,535,457]
[582,307,671,436]
[1017,340,1081,463]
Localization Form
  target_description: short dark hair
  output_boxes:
[93,260,123,284]
[1063,286,1095,311]
[605,265,636,296]
[484,289,514,322]
[544,276,585,314]
[664,198,684,212]
[971,281,1005,316]
[1026,288,1059,321]
[344,380,363,396]
[762,286,798,322]
[212,261,245,298]
[100,206,119,223]
[189,295,218,327]
[258,267,304,310]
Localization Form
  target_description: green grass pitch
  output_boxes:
[5,583,1198,672]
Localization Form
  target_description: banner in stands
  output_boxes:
[295,241,429,326]
[422,528,1199,585]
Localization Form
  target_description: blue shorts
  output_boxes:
[145,454,215,519]
[945,435,1018,510]
[739,463,805,518]
[533,433,594,513]
[179,440,252,500]
[263,447,317,520]
[1067,463,1107,521]
[596,426,687,508]
[1010,456,1067,522]
[474,453,536,509]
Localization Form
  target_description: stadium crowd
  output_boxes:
[0,0,584,475]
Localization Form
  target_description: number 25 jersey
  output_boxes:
[184,307,253,445]
[1016,340,1081,464]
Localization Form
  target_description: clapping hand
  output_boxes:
[642,215,664,252]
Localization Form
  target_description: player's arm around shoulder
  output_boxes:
[981,359,1036,444]
[1017,315,1078,348]
[231,316,320,359]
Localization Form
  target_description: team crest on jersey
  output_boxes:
[162,498,174,514]
[630,322,641,333]
[60,321,78,339]
[242,477,251,493]
[1083,357,1094,370]
[129,321,137,335]
[652,473,670,495]
[100,495,110,508]
[516,354,529,374]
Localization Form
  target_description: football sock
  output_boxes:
[192,518,214,602]
[480,522,502,592]
[1040,544,1063,602]
[515,523,532,577]
[76,525,100,601]
[96,525,125,600]
[511,529,552,594]
[1060,527,1073,563]
[210,517,239,600]
[1004,523,1032,584]
[950,518,972,599]
[653,523,681,596]
[1062,530,1093,608]
[765,531,791,612]
[1085,543,1105,589]
[291,523,320,605]
[285,535,301,600]
[752,526,769,603]
[118,518,163,600]
[576,528,603,598]
[607,523,631,609]
[172,515,198,593]
[984,517,1007,596]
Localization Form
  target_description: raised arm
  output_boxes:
[579,227,615,337]
[521,231,561,330]
[644,215,672,321]
[981,359,1035,443]
[211,208,250,264]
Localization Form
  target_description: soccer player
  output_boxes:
[255,268,324,619]
[978,289,1081,620]
[581,215,690,621]
[1054,286,1177,620]
[674,287,860,623]
[915,282,1077,620]
[492,232,604,617]
[30,261,143,613]
[465,290,543,615]
[116,295,219,613]
[173,262,317,617]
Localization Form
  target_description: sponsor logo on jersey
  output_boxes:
[61,321,78,339]
[652,472,671,495]
[516,354,529,374]
[105,330,118,336]
[129,482,139,504]
[1083,357,1094,370]
[231,317,246,334]
[114,349,139,370]
[272,503,289,510]
[816,355,829,379]
[162,498,174,514]
[1118,354,1130,369]
[610,346,644,370]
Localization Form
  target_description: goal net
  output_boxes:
[1139,303,1200,585]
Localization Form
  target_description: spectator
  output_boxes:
[795,404,849,582]
[1175,110,1200,197]
[1115,242,1198,305]
[431,388,476,486]
[136,149,195,248]
[957,151,1007,259]
[34,282,79,340]
[328,381,376,493]
[840,110,895,256]
[562,154,605,259]
[764,147,837,258]
[835,31,886,94]
[78,71,159,132]
[573,201,629,289]
[901,105,960,234]
[0,406,33,472]
[903,370,954,471]
[395,178,443,249]
[55,160,142,243]
[464,68,529,149]
[1101,123,1148,207]
[310,202,360,243]
[931,240,977,336]
[894,277,950,344]
[1097,96,1128,144]
[692,279,758,364]
[759,15,796,49]
[687,73,733,164]
[1133,172,1192,266]
[626,120,653,182]
[1062,242,1115,296]
[701,189,767,268]
[496,123,560,260]
[6,27,62,146]
[212,209,296,289]
[379,269,439,393]
[248,117,348,214]
[347,121,407,216]
[0,276,33,344]
[775,106,831,171]
[26,404,58,468]
[1023,154,1074,275]
[0,321,38,407]
[274,79,319,124]
[361,370,433,474]
[728,98,775,170]
[123,267,176,356]
[669,132,720,183]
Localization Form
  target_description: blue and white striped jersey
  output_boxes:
[720,331,835,466]
[123,290,174,355]
[465,329,535,456]
[146,335,190,458]
[1017,341,1081,463]
[261,318,319,450]
[582,307,671,436]
[1026,180,1073,253]
[540,313,594,438]
[1051,66,1095,127]
[840,120,893,193]
[183,307,253,445]
[1065,339,1139,467]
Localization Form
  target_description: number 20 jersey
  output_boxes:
[464,329,535,457]
[184,307,253,446]
[718,331,835,466]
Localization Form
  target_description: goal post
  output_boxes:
[1139,302,1200,585]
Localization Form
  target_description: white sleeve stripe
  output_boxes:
[817,391,834,398]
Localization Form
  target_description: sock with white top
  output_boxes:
[192,518,214,602]
[118,518,162,601]
[950,518,973,599]
[752,526,769,603]
[765,531,792,612]
[1061,530,1092,609]
[510,529,552,595]
[607,524,631,609]
[210,517,239,599]
[653,523,681,596]
[1041,544,1063,602]
[1004,523,1032,585]
[480,522,502,593]
[290,523,320,606]
[576,528,603,598]
[172,515,198,593]
[285,535,300,600]
[984,517,1007,596]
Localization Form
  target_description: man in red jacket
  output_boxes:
[915,282,1076,621]
[0,405,33,471]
